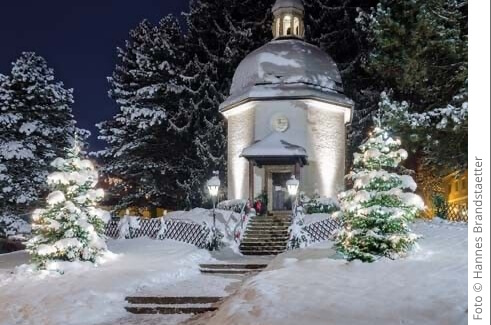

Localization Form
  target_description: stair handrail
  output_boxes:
[233,200,251,243]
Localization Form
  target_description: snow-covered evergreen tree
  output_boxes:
[358,0,468,170]
[335,126,425,262]
[97,17,191,211]
[0,52,88,224]
[182,0,276,206]
[27,144,110,269]
[379,85,468,170]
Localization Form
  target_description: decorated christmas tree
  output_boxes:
[27,143,110,269]
[335,125,424,262]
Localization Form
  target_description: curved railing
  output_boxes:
[232,201,250,244]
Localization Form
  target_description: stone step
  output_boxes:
[239,245,286,252]
[242,236,289,241]
[244,234,289,238]
[240,242,287,247]
[241,236,288,243]
[126,296,222,305]
[247,226,290,231]
[200,269,259,275]
[249,218,292,222]
[125,306,218,315]
[199,263,268,270]
[247,224,291,228]
[245,228,289,233]
[251,217,291,222]
[241,250,286,256]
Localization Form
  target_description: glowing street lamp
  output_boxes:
[207,172,221,229]
[286,175,300,216]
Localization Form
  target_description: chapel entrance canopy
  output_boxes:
[240,132,308,167]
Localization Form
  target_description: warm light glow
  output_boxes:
[307,101,346,197]
[222,101,255,119]
[207,175,221,197]
[304,99,352,124]
[293,17,300,36]
[283,15,292,35]
[225,102,255,199]
[208,185,219,197]
[286,175,300,196]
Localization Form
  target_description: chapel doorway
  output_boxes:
[272,172,293,211]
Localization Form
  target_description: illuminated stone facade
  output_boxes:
[220,0,353,207]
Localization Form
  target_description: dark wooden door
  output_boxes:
[272,172,292,211]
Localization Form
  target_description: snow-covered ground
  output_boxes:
[303,212,332,226]
[208,219,468,325]
[0,218,468,325]
[0,239,218,325]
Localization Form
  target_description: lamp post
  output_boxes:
[207,172,221,229]
[286,175,300,217]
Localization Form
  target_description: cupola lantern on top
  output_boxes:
[272,0,305,39]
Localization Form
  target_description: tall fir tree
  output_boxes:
[358,0,468,171]
[335,125,425,262]
[0,52,88,224]
[98,0,396,208]
[183,0,276,204]
[97,17,192,211]
[27,144,110,270]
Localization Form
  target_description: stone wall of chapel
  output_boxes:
[227,106,255,200]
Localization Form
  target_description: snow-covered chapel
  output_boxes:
[220,0,353,212]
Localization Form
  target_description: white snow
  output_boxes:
[19,121,39,135]
[46,190,66,205]
[209,219,468,325]
[241,131,307,157]
[0,141,34,160]
[0,239,212,325]
[230,39,341,98]
[0,214,31,236]
[303,213,333,226]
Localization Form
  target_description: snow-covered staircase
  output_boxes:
[125,296,223,315]
[239,214,292,255]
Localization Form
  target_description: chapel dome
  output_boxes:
[229,38,344,99]
[272,0,304,12]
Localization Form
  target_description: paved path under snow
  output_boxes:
[0,250,29,278]
[103,249,274,325]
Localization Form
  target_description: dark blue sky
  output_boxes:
[0,0,189,150]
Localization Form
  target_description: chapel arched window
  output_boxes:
[294,17,300,36]
[283,15,292,35]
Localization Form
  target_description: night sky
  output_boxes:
[0,0,189,150]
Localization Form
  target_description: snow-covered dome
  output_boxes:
[220,0,352,111]
[229,39,343,99]
[272,0,304,12]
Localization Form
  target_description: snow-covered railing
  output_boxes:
[231,201,251,243]
[105,217,211,249]
[303,218,342,243]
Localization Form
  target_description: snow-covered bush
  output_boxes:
[0,214,31,239]
[204,225,225,251]
[303,196,340,215]
[217,199,247,213]
[26,145,110,269]
[335,127,424,262]
[287,207,312,250]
